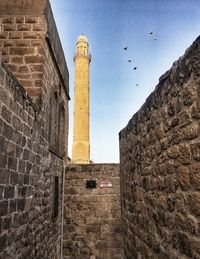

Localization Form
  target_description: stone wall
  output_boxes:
[0,0,69,105]
[0,58,63,259]
[0,1,69,258]
[119,36,200,258]
[0,13,46,102]
[64,164,123,259]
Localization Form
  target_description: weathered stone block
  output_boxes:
[182,122,199,140]
[188,193,200,216]
[5,142,16,156]
[178,166,190,191]
[190,164,200,190]
[0,185,3,199]
[0,32,8,39]
[178,232,191,256]
[9,32,23,39]
[12,116,23,132]
[174,213,187,233]
[3,24,16,31]
[17,198,25,211]
[167,145,179,159]
[25,55,43,64]
[18,79,33,88]
[22,149,30,160]
[190,141,200,161]
[25,16,38,24]
[10,47,34,55]
[30,64,43,72]
[3,40,15,47]
[12,212,21,228]
[0,233,7,252]
[9,199,17,213]
[179,110,191,128]
[179,144,191,165]
[15,39,31,47]
[7,64,18,73]
[0,135,5,153]
[3,123,13,140]
[0,153,7,168]
[2,17,14,24]
[187,215,198,235]
[2,216,11,230]
[190,238,200,257]
[1,105,12,124]
[11,56,24,63]
[33,24,45,31]
[183,83,196,106]
[15,16,24,24]
[23,32,38,39]
[17,24,32,31]
[0,200,8,216]
[4,186,14,199]
[8,156,18,170]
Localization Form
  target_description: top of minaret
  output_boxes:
[77,34,88,43]
[74,34,91,62]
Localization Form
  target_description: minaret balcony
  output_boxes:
[73,53,91,62]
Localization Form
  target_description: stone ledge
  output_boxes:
[65,163,120,173]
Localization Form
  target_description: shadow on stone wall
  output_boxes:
[63,164,124,259]
[119,36,200,258]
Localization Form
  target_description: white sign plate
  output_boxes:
[100,180,112,188]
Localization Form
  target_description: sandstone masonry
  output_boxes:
[0,2,124,259]
[0,0,69,105]
[64,164,124,259]
[0,1,69,258]
[119,36,200,258]
[2,1,200,259]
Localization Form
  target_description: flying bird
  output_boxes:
[134,67,137,70]
[149,31,157,41]
[128,60,132,63]
[136,83,139,86]
[123,46,127,50]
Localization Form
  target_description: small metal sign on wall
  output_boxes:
[99,180,112,188]
[86,180,96,188]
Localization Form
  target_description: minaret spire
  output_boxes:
[72,35,91,164]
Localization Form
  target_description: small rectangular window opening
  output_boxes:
[86,180,96,189]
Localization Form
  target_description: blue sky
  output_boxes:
[50,0,200,163]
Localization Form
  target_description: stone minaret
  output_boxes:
[72,35,91,164]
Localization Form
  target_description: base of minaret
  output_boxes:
[72,141,90,164]
[71,159,91,164]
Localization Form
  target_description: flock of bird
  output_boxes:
[123,31,157,86]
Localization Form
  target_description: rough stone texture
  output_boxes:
[119,36,200,259]
[0,0,69,258]
[0,0,46,15]
[64,164,124,259]
[0,0,69,104]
